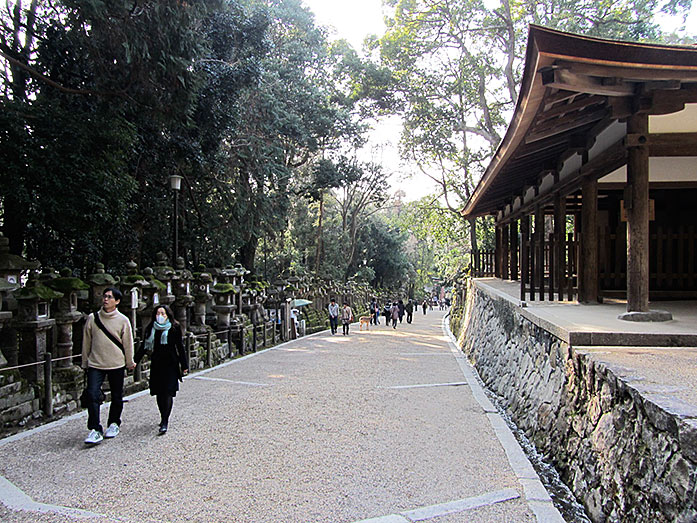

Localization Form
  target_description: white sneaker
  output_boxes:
[104,423,120,439]
[84,429,103,445]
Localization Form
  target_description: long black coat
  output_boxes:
[135,324,188,397]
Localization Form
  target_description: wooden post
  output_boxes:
[510,220,519,281]
[554,193,567,300]
[626,113,650,312]
[579,176,599,302]
[495,225,503,278]
[43,352,53,417]
[206,331,212,367]
[535,206,545,301]
[548,232,555,301]
[502,224,510,280]
[185,333,192,370]
[520,215,530,301]
[567,231,576,301]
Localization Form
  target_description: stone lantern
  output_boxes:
[211,281,237,339]
[234,263,249,317]
[86,263,118,311]
[273,278,292,341]
[287,274,301,298]
[118,260,148,339]
[0,233,40,310]
[139,267,165,325]
[0,279,18,368]
[173,256,194,333]
[191,271,213,333]
[14,271,62,382]
[0,233,39,368]
[45,268,88,369]
[152,252,175,307]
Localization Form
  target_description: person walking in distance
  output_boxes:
[405,299,414,324]
[341,302,353,335]
[422,299,428,315]
[328,298,339,335]
[81,287,135,445]
[397,299,405,323]
[390,301,399,329]
[135,305,189,434]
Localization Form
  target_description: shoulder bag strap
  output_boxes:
[93,312,125,354]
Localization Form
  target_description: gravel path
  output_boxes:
[0,309,558,522]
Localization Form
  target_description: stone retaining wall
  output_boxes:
[454,280,697,522]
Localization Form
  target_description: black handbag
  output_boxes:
[79,379,105,408]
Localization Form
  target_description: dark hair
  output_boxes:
[330,297,336,302]
[150,304,177,324]
[104,287,122,302]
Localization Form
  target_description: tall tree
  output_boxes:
[0,0,221,270]
[333,159,390,279]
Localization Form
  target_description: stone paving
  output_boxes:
[0,309,561,523]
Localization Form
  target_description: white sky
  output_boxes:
[302,0,436,202]
[301,0,697,202]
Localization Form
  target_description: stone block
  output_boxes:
[679,419,697,463]
[667,455,694,501]
[0,389,35,410]
[642,394,680,437]
[0,400,34,423]
[0,380,22,396]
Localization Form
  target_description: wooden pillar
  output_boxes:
[502,224,510,280]
[579,176,599,302]
[494,225,503,278]
[626,113,650,312]
[520,215,530,301]
[510,220,519,281]
[535,206,545,301]
[554,193,567,300]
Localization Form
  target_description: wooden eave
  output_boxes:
[462,25,697,220]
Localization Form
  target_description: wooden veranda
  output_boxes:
[463,26,697,317]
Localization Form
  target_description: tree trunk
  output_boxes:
[314,191,324,272]
[3,195,29,256]
[469,217,478,253]
[238,237,258,272]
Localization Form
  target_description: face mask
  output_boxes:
[156,315,167,325]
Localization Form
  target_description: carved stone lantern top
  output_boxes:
[14,271,63,323]
[87,263,117,287]
[153,252,176,281]
[45,268,89,318]
[138,267,164,312]
[0,233,40,286]
[0,278,17,316]
[120,261,149,288]
[193,272,213,302]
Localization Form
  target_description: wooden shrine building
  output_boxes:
[462,26,697,320]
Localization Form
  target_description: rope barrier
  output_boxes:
[0,354,80,372]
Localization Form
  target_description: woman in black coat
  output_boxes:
[135,304,188,434]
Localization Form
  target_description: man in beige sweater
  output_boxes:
[81,287,135,444]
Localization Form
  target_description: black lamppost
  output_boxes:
[169,174,183,264]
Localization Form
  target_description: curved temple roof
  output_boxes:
[462,25,697,219]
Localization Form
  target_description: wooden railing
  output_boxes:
[471,250,496,277]
[600,223,697,297]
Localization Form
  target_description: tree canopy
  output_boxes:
[1,0,693,298]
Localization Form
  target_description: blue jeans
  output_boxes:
[329,316,338,334]
[86,367,124,433]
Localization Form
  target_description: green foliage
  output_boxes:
[376,0,693,283]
